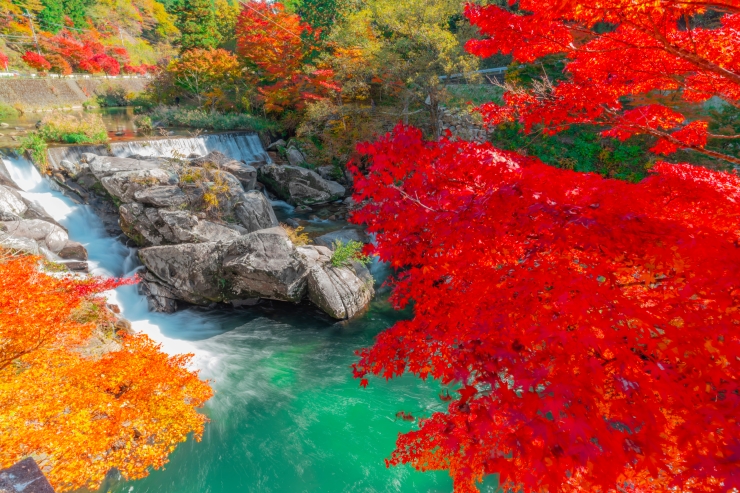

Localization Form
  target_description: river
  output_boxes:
[2,154,503,493]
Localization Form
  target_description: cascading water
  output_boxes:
[2,153,496,493]
[47,132,270,170]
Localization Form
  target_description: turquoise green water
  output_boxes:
[101,294,497,493]
[6,153,498,493]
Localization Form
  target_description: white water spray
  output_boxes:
[2,153,216,365]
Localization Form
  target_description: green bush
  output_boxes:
[0,102,19,120]
[19,133,49,173]
[331,240,371,268]
[490,123,654,182]
[38,112,108,145]
[147,106,278,132]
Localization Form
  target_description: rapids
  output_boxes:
[2,153,501,493]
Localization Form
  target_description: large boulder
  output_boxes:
[0,185,27,220]
[222,227,308,302]
[297,245,375,319]
[258,164,345,206]
[222,161,257,191]
[234,191,278,233]
[0,219,69,253]
[101,168,178,204]
[286,147,306,166]
[85,154,162,179]
[138,241,226,305]
[134,185,188,208]
[120,203,241,246]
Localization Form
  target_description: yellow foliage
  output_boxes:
[281,223,311,246]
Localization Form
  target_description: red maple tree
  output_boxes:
[466,0,740,167]
[22,51,52,72]
[235,1,339,113]
[351,1,740,492]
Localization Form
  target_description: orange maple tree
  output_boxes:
[0,252,213,492]
[350,1,740,492]
[235,1,339,113]
[164,48,246,111]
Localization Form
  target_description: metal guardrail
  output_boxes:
[439,66,508,81]
[0,73,151,80]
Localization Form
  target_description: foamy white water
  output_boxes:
[3,153,216,366]
[47,133,270,170]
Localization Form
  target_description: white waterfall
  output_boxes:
[47,132,270,170]
[2,153,215,362]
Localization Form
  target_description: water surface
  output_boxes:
[3,155,504,493]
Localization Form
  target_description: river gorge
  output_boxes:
[1,137,499,493]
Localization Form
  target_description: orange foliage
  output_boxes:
[0,253,213,492]
[236,1,340,113]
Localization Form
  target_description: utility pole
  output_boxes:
[23,10,40,55]
[118,25,125,48]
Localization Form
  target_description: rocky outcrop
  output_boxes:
[0,179,88,270]
[258,164,345,206]
[137,227,374,319]
[49,148,372,318]
[298,246,375,319]
[78,151,277,247]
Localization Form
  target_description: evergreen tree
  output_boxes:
[174,0,219,51]
[37,0,64,32]
[63,0,93,29]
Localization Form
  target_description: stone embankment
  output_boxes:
[46,147,373,319]
[439,106,491,143]
[0,77,148,111]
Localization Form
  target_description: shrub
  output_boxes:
[38,112,108,145]
[281,223,310,246]
[18,133,49,173]
[0,102,18,120]
[147,106,278,132]
[331,240,371,268]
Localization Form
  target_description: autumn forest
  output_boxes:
[1,0,739,493]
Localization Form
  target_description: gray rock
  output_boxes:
[101,168,178,204]
[286,147,306,166]
[139,242,226,305]
[120,203,165,246]
[234,191,278,233]
[314,228,371,249]
[0,185,27,220]
[306,261,374,319]
[88,154,162,179]
[21,198,64,227]
[221,161,258,190]
[316,166,335,180]
[258,164,345,206]
[134,185,188,208]
[139,276,179,313]
[121,204,240,246]
[223,227,308,302]
[266,139,286,150]
[62,260,88,272]
[0,234,39,255]
[0,219,69,252]
[58,240,87,260]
